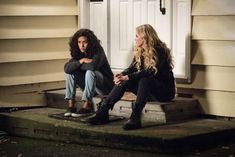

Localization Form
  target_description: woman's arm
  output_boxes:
[114,68,154,85]
[80,49,105,71]
[127,68,155,80]
[122,57,155,80]
[64,58,82,74]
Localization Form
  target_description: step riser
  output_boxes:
[94,97,202,124]
[46,93,88,110]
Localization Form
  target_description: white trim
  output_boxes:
[79,0,90,28]
[186,0,192,83]
[172,0,192,82]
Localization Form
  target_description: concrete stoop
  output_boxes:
[0,108,235,153]
[46,89,203,124]
[1,89,232,153]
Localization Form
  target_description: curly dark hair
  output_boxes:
[69,29,102,59]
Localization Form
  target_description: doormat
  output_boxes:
[80,114,126,123]
[48,112,92,122]
[48,113,125,123]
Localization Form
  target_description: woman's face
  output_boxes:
[135,32,144,47]
[77,36,88,53]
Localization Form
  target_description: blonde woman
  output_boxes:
[86,24,175,130]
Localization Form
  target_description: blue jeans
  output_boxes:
[65,70,108,103]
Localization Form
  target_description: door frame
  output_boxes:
[79,0,90,28]
[79,0,192,82]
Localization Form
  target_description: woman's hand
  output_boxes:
[114,74,129,86]
[79,58,93,64]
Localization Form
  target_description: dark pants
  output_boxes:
[105,76,175,107]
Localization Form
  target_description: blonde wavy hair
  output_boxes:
[134,24,173,73]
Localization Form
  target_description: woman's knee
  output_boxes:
[85,70,96,79]
[138,77,151,87]
[65,73,74,81]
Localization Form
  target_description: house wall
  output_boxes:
[177,0,235,117]
[0,0,78,107]
[0,0,234,118]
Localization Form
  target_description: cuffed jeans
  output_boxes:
[65,70,108,103]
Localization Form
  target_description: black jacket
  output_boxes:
[64,47,114,92]
[121,45,175,88]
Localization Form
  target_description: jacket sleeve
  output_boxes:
[127,68,155,80]
[80,49,105,71]
[122,57,155,80]
[64,59,81,74]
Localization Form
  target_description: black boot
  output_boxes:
[123,102,144,130]
[86,101,112,125]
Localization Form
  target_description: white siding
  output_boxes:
[192,0,235,15]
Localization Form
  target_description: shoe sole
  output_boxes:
[64,113,72,117]
[71,112,94,118]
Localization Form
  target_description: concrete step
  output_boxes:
[45,89,84,109]
[103,97,202,123]
[45,89,135,109]
[45,89,203,124]
[0,108,234,153]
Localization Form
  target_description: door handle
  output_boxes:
[160,0,166,15]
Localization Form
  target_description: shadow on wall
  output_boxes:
[191,40,209,115]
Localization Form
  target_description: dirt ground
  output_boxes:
[0,135,235,157]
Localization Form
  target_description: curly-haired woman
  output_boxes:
[86,24,175,130]
[64,29,114,117]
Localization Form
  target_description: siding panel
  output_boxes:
[192,0,235,15]
[0,16,77,39]
[0,60,67,86]
[0,0,77,16]
[192,41,235,66]
[177,65,235,92]
[192,16,235,40]
[0,38,70,63]
[0,81,65,94]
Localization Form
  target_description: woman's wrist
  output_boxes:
[124,75,129,81]
[79,59,83,64]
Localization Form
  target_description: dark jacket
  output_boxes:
[64,47,114,92]
[121,45,175,89]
